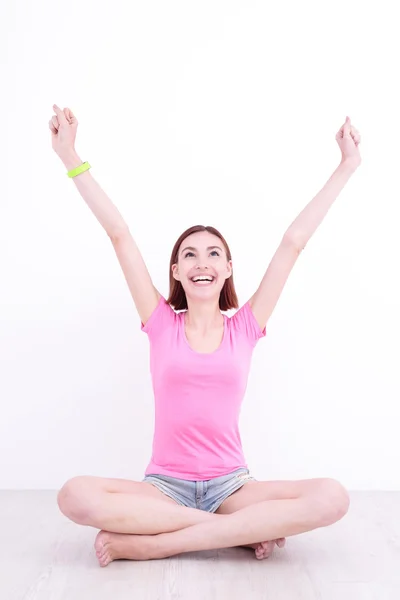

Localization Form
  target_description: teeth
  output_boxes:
[192,277,213,282]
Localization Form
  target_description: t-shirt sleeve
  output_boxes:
[230,301,267,347]
[140,295,176,340]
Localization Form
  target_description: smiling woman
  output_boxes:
[167,225,238,311]
[51,104,359,567]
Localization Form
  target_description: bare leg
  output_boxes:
[70,474,283,565]
[57,475,217,534]
[149,484,350,559]
[58,474,275,565]
[151,498,316,558]
[95,480,349,563]
[216,477,331,559]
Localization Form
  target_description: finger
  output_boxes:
[336,116,351,140]
[343,116,352,138]
[53,104,68,126]
[350,127,361,145]
[336,122,346,139]
[51,115,59,129]
[48,119,57,134]
[64,107,77,125]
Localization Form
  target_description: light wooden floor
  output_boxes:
[1,491,399,599]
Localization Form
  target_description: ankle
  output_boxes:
[150,532,171,559]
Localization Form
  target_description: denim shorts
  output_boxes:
[142,467,256,513]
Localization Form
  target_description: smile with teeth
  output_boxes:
[190,275,215,285]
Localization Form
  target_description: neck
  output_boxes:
[185,298,223,330]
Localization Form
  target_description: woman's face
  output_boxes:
[172,231,232,300]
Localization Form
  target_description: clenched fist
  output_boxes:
[49,104,78,158]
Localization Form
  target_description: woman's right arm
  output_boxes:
[57,144,161,327]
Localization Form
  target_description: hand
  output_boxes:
[336,116,361,166]
[49,104,78,158]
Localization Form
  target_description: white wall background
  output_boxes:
[1,0,399,490]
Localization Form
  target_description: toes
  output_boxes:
[94,531,109,553]
[98,550,113,567]
[100,556,111,567]
[96,544,108,558]
[253,539,287,560]
[262,541,274,551]
[255,541,274,559]
[94,531,114,567]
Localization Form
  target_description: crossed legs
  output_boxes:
[57,475,350,565]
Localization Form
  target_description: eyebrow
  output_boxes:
[180,245,223,255]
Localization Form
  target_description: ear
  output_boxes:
[225,259,233,279]
[171,263,180,281]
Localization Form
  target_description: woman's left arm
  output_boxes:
[249,116,362,332]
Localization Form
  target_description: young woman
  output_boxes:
[50,105,361,567]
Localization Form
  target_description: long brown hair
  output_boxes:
[166,225,239,311]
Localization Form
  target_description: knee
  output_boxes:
[312,478,350,526]
[57,476,93,524]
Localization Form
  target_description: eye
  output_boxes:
[184,250,220,258]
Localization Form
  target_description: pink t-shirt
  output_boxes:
[141,296,266,481]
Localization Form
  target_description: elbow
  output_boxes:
[283,231,306,253]
[109,226,130,243]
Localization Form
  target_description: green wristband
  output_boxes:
[67,161,91,178]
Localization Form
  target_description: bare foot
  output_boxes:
[245,537,286,560]
[94,530,286,566]
[94,530,154,567]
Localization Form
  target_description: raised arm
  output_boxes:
[50,104,160,326]
[248,117,362,332]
